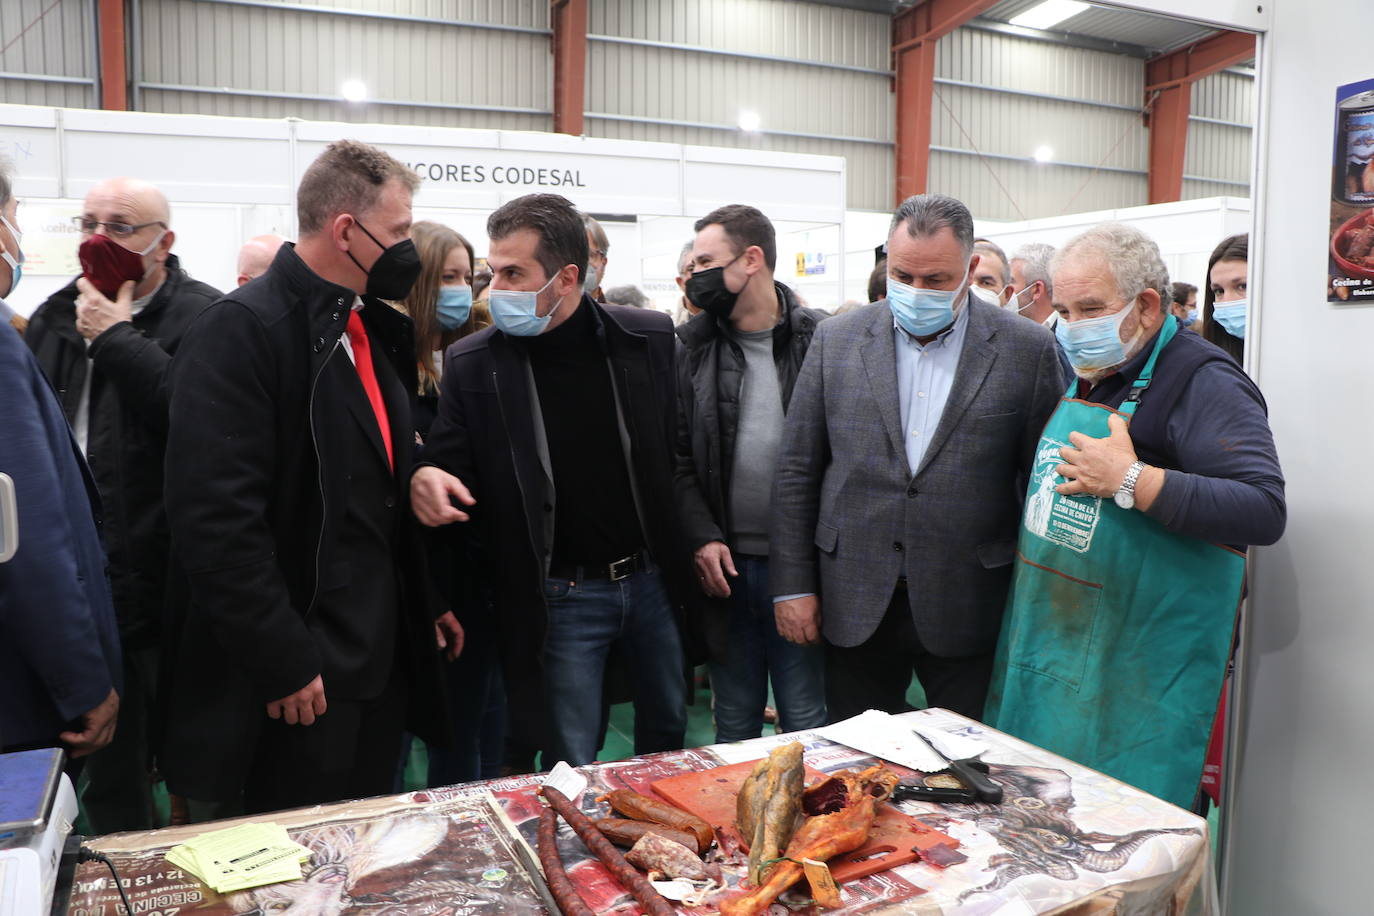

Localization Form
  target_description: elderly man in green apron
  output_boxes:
[985,223,1285,810]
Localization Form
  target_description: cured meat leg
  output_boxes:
[736,741,804,885]
[721,766,899,916]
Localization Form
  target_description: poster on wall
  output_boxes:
[1329,77,1374,303]
[15,203,81,277]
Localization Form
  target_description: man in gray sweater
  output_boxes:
[674,204,829,741]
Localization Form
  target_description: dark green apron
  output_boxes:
[984,316,1245,809]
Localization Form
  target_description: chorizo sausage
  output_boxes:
[626,833,717,882]
[541,786,676,916]
[537,804,595,916]
[594,817,704,855]
[598,789,715,852]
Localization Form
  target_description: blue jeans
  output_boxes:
[543,566,687,767]
[709,554,827,743]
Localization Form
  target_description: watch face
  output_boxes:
[1114,490,1135,510]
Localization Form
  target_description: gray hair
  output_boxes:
[973,239,1011,286]
[0,154,13,207]
[1012,242,1056,296]
[1053,223,1169,305]
[604,284,648,308]
[677,240,694,276]
[889,194,974,258]
[583,213,609,256]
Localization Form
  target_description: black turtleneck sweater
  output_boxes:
[523,298,645,568]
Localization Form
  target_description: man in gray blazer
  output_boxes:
[770,194,1063,721]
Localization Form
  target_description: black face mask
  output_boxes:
[347,219,422,300]
[685,252,745,320]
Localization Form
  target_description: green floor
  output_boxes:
[598,672,928,760]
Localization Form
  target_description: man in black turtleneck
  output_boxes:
[413,193,688,768]
[525,299,646,570]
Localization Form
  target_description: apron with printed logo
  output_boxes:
[984,316,1245,809]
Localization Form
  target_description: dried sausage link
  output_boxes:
[542,786,677,916]
[538,803,596,916]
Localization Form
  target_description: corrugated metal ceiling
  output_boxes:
[818,0,1253,60]
[978,0,1233,55]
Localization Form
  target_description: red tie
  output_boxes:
[345,310,393,470]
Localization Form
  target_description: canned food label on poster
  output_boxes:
[1330,79,1374,302]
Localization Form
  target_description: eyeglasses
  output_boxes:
[72,217,166,237]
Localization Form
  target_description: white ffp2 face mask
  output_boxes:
[1007,281,1038,314]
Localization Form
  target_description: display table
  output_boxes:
[63,708,1215,915]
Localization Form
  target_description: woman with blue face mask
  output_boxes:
[1201,234,1248,364]
[396,221,488,442]
[394,220,504,792]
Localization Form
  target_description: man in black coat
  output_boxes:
[25,177,219,833]
[162,140,459,814]
[412,193,688,768]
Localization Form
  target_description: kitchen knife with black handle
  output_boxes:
[909,729,1003,804]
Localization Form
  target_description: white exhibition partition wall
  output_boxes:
[0,104,846,315]
[1215,1,1374,914]
[975,197,1253,298]
[1097,1,1374,913]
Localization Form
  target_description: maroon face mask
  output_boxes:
[79,232,161,298]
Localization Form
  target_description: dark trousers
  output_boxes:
[80,645,159,833]
[825,583,994,723]
[427,619,505,787]
[243,673,406,815]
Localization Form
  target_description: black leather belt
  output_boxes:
[549,551,650,583]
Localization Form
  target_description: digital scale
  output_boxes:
[0,748,78,916]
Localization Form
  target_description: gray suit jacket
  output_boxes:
[770,294,1064,655]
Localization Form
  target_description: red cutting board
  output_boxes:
[650,760,958,884]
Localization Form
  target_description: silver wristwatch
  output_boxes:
[1114,460,1146,510]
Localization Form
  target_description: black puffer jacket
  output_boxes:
[24,256,221,649]
[673,283,826,552]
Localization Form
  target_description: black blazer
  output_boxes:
[420,297,691,747]
[160,244,447,801]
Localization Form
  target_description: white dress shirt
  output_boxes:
[894,301,971,477]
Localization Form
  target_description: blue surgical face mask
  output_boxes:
[582,263,600,294]
[1212,299,1246,338]
[436,284,472,331]
[1055,299,1137,372]
[489,271,563,337]
[1182,307,1198,328]
[887,262,969,337]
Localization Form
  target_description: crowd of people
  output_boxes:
[0,137,1283,831]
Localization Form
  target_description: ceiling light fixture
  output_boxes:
[1009,0,1090,31]
[738,111,761,133]
[1034,145,1054,163]
[341,80,368,103]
